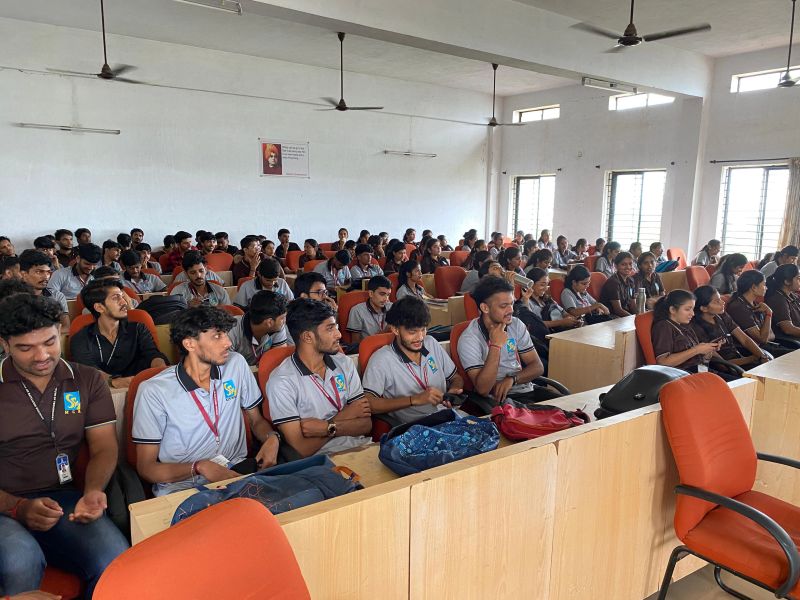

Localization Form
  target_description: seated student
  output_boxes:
[350,244,385,280]
[232,235,262,284]
[403,228,417,246]
[513,230,525,246]
[135,242,162,274]
[573,238,589,261]
[594,238,606,256]
[357,229,370,245]
[462,240,488,271]
[710,253,748,294]
[628,242,642,273]
[536,229,556,252]
[227,290,292,366]
[233,258,294,309]
[758,252,776,270]
[396,261,432,301]
[460,250,492,294]
[120,250,167,294]
[382,240,407,275]
[437,235,454,252]
[369,234,386,260]
[54,228,78,269]
[599,251,637,317]
[363,297,464,424]
[196,231,217,256]
[299,238,326,269]
[650,241,666,264]
[692,239,722,267]
[761,245,799,278]
[73,228,91,245]
[419,238,449,275]
[521,239,538,265]
[0,279,34,362]
[651,290,736,380]
[313,250,352,290]
[346,276,393,343]
[519,268,580,332]
[164,231,194,273]
[275,228,301,263]
[560,265,611,323]
[343,240,357,262]
[116,233,132,252]
[595,241,621,278]
[691,285,771,367]
[71,280,168,388]
[266,298,372,457]
[214,231,238,256]
[294,271,339,312]
[33,236,58,267]
[552,236,577,269]
[0,235,16,257]
[172,251,224,285]
[130,228,144,246]
[0,294,128,597]
[765,263,800,342]
[170,253,231,307]
[330,228,349,252]
[488,232,505,259]
[524,249,553,275]
[633,251,665,310]
[498,246,525,275]
[19,250,70,329]
[0,255,20,280]
[132,306,279,496]
[101,240,122,273]
[152,234,174,261]
[261,240,286,278]
[460,231,477,252]
[457,275,560,408]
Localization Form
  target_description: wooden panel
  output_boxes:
[155,324,179,365]
[746,349,800,385]
[409,444,557,600]
[660,270,688,293]
[421,273,436,297]
[447,295,466,325]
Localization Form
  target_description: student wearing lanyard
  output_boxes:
[233,258,294,310]
[46,242,101,300]
[294,271,340,313]
[350,244,385,281]
[227,290,292,366]
[396,261,432,301]
[765,263,800,343]
[69,280,168,388]
[170,252,231,308]
[599,251,637,317]
[0,294,128,597]
[312,250,352,291]
[19,250,70,329]
[363,297,464,424]
[346,276,393,344]
[119,250,166,295]
[267,299,372,457]
[132,306,279,496]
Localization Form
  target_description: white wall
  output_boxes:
[0,17,492,249]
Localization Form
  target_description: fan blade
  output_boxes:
[345,106,384,111]
[604,44,628,53]
[571,22,621,40]
[110,64,136,77]
[47,68,96,77]
[643,23,710,42]
[113,77,143,84]
[321,97,340,107]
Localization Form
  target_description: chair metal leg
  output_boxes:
[714,566,753,600]
[657,546,690,600]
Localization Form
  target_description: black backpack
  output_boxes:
[137,295,188,325]
[595,365,689,419]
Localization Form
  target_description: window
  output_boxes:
[604,170,666,248]
[513,105,560,123]
[716,165,789,259]
[608,92,674,111]
[512,175,556,237]
[731,67,800,93]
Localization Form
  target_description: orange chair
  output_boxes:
[667,248,687,270]
[68,309,161,352]
[588,272,607,300]
[449,250,469,267]
[41,567,83,600]
[158,254,171,272]
[237,275,253,290]
[319,242,333,251]
[357,332,396,441]
[583,255,599,272]
[434,266,466,299]
[387,272,399,302]
[172,265,184,277]
[449,321,474,392]
[338,291,369,345]
[634,311,657,366]
[463,293,479,320]
[587,245,597,256]
[657,373,800,599]
[257,346,296,422]
[304,259,325,272]
[377,257,387,269]
[322,251,337,260]
[285,250,303,272]
[549,278,565,305]
[405,243,417,257]
[93,499,310,600]
[744,260,759,272]
[204,252,233,273]
[685,266,711,291]
[220,304,244,316]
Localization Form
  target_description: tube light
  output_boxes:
[383,150,437,158]
[582,77,638,94]
[15,123,121,135]
[172,0,242,15]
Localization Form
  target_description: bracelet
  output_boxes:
[7,498,25,521]
[190,461,199,479]
[488,343,501,350]
[265,430,282,442]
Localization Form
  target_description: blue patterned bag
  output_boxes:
[378,409,500,476]
[170,455,362,525]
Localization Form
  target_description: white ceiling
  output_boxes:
[0,0,574,96]
[516,0,794,57]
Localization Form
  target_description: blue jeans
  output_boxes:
[0,489,129,598]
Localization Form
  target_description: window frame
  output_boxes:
[730,66,800,93]
[608,92,675,111]
[604,169,667,246]
[511,174,556,236]
[513,104,561,123]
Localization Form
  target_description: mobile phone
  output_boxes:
[711,335,728,344]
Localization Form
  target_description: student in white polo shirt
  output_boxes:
[363,297,464,424]
[233,258,293,310]
[228,290,292,366]
[119,250,167,294]
[132,306,280,496]
[350,244,384,281]
[312,250,352,290]
[171,250,224,285]
[457,275,561,413]
[346,276,393,344]
[267,298,371,457]
[170,252,231,307]
[47,243,101,300]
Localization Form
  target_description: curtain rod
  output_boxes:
[709,157,794,164]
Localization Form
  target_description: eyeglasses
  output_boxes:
[309,289,329,298]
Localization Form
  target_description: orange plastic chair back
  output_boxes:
[285,250,303,272]
[463,292,479,320]
[158,254,171,272]
[94,499,310,600]
[387,272,399,302]
[634,311,657,366]
[237,276,254,290]
[338,291,369,344]
[588,272,607,300]
[172,265,184,277]
[685,266,711,291]
[205,253,233,273]
[318,242,333,251]
[660,373,757,539]
[448,251,469,267]
[405,243,417,257]
[744,260,759,272]
[377,257,387,269]
[705,264,717,277]
[549,278,565,304]
[257,346,296,422]
[220,304,244,316]
[434,266,467,299]
[358,332,394,374]
[449,320,474,392]
[304,259,325,272]
[125,366,169,467]
[584,255,599,272]
[667,248,687,270]
[587,245,596,255]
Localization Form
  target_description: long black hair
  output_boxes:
[601,241,621,261]
[717,253,748,277]
[564,265,591,291]
[653,289,694,322]
[498,246,521,270]
[733,269,765,298]
[766,263,800,299]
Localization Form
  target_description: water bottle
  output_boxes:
[636,288,647,314]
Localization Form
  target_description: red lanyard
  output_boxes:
[189,386,220,445]
[368,306,385,330]
[404,361,429,392]
[310,375,342,412]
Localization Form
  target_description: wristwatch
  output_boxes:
[326,420,337,438]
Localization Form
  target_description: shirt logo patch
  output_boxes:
[223,380,237,401]
[64,391,81,414]
[333,374,347,393]
[506,338,517,354]
[427,356,439,373]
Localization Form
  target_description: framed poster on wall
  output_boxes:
[259,139,310,178]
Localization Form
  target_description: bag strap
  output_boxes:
[332,465,361,483]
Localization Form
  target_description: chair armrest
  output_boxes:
[757,452,800,470]
[676,484,800,597]
[534,376,571,396]
[709,358,745,376]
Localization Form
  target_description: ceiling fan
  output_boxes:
[48,0,141,83]
[778,0,797,88]
[487,63,525,127]
[321,32,384,111]
[573,0,711,52]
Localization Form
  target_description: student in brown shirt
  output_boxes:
[765,264,800,342]
[633,252,665,310]
[599,251,637,317]
[691,285,771,367]
[232,235,262,284]
[0,294,128,596]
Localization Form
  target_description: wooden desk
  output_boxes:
[421,273,436,297]
[660,269,688,292]
[745,350,800,505]
[546,316,641,393]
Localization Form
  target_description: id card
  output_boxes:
[209,454,231,468]
[697,364,709,373]
[56,453,73,484]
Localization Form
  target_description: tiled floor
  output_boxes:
[644,565,776,599]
